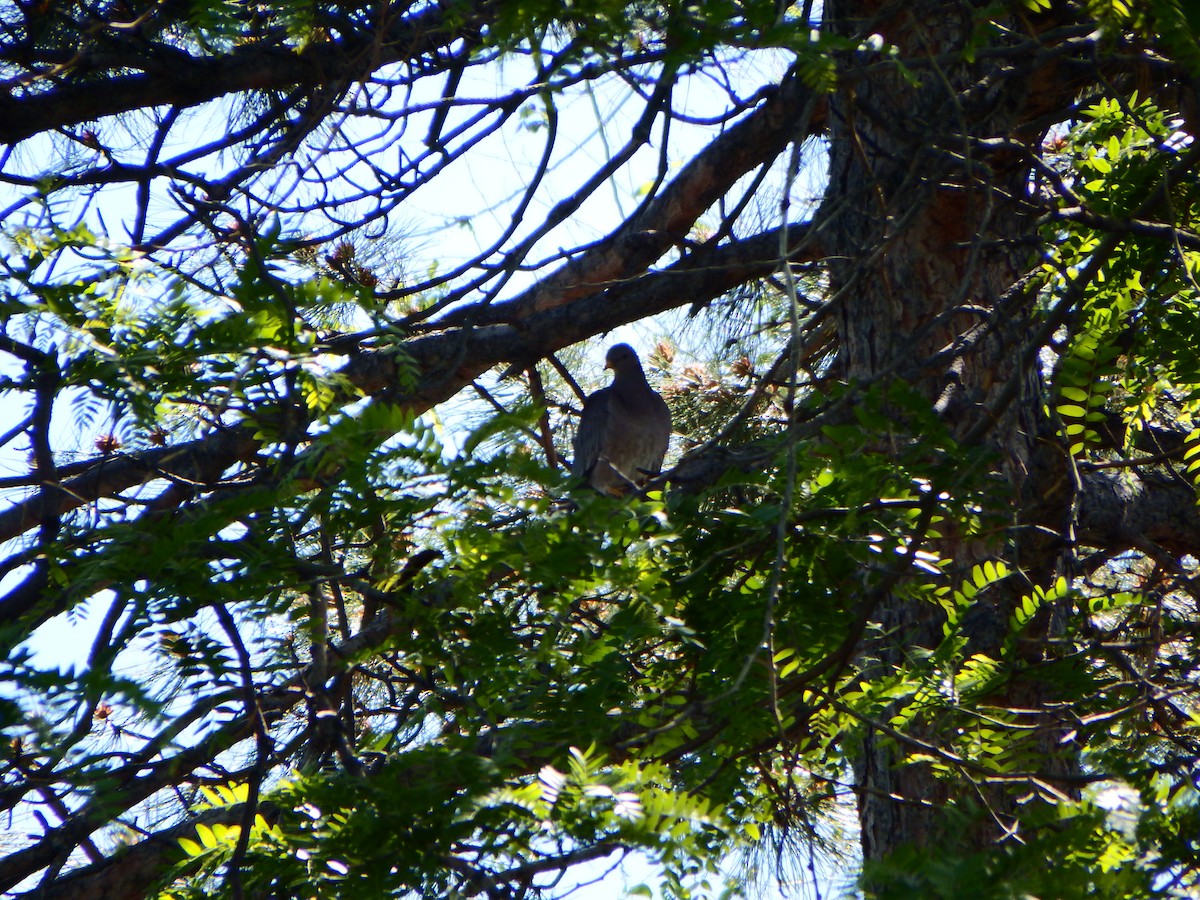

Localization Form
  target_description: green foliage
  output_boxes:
[487,0,820,68]
[6,2,1200,899]
[1089,0,1200,74]
[1047,94,1200,461]
[861,797,1158,899]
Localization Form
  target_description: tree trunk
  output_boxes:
[822,0,1080,866]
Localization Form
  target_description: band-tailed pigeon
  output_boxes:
[572,344,672,494]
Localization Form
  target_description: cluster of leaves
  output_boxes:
[1045,95,1200,461]
[0,226,1026,897]
[9,221,1198,897]
[7,2,1200,900]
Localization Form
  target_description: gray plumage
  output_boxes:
[572,344,672,494]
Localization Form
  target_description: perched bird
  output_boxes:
[572,343,672,495]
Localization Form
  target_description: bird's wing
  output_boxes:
[571,387,610,479]
[618,391,670,478]
[643,393,672,475]
[596,388,672,483]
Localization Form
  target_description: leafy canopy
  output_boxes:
[2,1,1200,899]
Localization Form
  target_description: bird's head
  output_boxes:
[604,343,640,373]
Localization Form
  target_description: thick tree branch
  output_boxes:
[1077,467,1200,558]
[25,804,263,900]
[435,71,826,328]
[0,3,494,147]
[0,221,819,559]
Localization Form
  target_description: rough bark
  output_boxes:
[821,0,1083,863]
